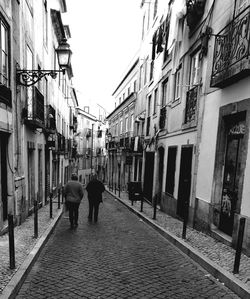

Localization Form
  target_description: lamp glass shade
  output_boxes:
[56,39,72,69]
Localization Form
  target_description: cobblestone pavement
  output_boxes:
[0,201,62,295]
[15,191,239,298]
[109,188,250,297]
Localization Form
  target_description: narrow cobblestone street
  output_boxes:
[14,191,239,299]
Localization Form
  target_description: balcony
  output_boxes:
[184,86,198,124]
[57,133,65,153]
[23,87,45,129]
[69,115,77,132]
[159,106,167,129]
[45,105,56,133]
[211,6,250,88]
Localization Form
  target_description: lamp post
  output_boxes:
[16,38,72,86]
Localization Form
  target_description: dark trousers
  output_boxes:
[67,202,80,226]
[88,200,100,222]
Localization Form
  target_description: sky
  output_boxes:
[64,0,142,116]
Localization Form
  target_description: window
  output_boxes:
[165,147,177,195]
[161,78,168,106]
[139,65,143,90]
[148,95,152,116]
[125,115,128,132]
[120,119,123,134]
[153,0,158,18]
[134,80,137,92]
[150,60,154,81]
[190,51,200,87]
[0,20,9,86]
[174,65,182,101]
[26,45,33,118]
[153,88,158,114]
[130,114,134,132]
[144,57,148,85]
[142,14,145,40]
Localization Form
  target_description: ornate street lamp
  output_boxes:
[16,38,72,87]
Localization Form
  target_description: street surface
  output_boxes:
[16,191,239,298]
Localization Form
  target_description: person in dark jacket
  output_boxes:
[64,173,84,229]
[86,174,105,222]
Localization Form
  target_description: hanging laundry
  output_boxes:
[156,24,164,54]
[151,31,157,60]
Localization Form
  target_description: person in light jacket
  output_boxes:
[86,174,105,222]
[64,173,84,229]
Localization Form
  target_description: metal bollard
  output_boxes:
[58,188,61,209]
[8,214,15,269]
[233,217,246,274]
[61,186,64,204]
[153,197,157,220]
[49,192,53,218]
[182,203,189,239]
[34,198,38,238]
[140,196,143,212]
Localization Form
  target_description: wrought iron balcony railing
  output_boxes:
[211,6,250,87]
[184,86,198,124]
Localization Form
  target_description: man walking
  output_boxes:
[86,174,105,222]
[64,173,84,229]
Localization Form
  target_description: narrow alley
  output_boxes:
[15,192,239,299]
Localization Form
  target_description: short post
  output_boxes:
[118,164,121,198]
[61,186,64,204]
[49,192,53,218]
[140,195,143,212]
[233,217,246,274]
[34,197,38,238]
[8,214,15,269]
[153,197,157,220]
[182,203,189,239]
[58,187,61,209]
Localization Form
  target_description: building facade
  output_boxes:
[0,0,77,233]
[107,58,140,194]
[108,0,250,254]
[75,106,107,185]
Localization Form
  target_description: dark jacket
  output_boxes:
[64,180,84,203]
[86,179,105,203]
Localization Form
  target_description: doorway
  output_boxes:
[158,147,164,202]
[0,133,8,221]
[143,152,155,202]
[219,113,245,236]
[177,146,193,219]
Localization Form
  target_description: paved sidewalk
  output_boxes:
[106,187,250,299]
[0,200,63,298]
